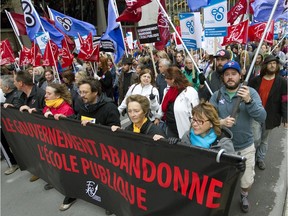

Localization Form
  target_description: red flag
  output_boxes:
[116,7,142,22]
[227,0,247,25]
[86,44,100,62]
[0,39,15,65]
[42,40,59,66]
[60,37,74,68]
[31,42,42,67]
[155,0,170,50]
[19,46,32,66]
[222,20,249,46]
[78,33,97,61]
[8,12,27,36]
[126,0,152,10]
[248,21,274,45]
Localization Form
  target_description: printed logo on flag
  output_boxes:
[211,7,224,21]
[56,16,72,31]
[21,0,36,27]
[186,20,194,34]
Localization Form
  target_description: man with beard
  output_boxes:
[198,49,231,101]
[249,55,287,170]
[55,77,120,214]
[210,61,266,213]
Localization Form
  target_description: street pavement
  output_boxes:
[1,124,287,216]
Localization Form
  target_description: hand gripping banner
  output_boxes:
[1,108,243,216]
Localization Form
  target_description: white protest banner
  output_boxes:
[179,12,202,50]
[35,32,49,55]
[203,0,228,37]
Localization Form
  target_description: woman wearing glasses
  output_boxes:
[180,101,234,153]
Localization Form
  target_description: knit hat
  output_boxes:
[222,61,241,74]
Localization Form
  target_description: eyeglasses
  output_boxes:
[79,91,90,96]
[191,118,210,125]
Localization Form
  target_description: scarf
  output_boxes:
[161,87,179,120]
[133,117,148,133]
[45,98,64,108]
[190,128,217,149]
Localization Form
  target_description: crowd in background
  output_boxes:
[1,37,287,214]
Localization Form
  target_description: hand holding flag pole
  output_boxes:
[154,0,213,96]
[230,0,280,118]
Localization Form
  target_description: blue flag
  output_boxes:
[187,0,210,11]
[48,8,97,37]
[40,17,64,48]
[252,0,288,23]
[102,0,125,63]
[21,0,42,40]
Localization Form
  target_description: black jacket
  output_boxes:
[77,94,120,127]
[19,85,45,112]
[198,71,223,101]
[3,89,22,108]
[249,75,287,129]
[125,120,166,138]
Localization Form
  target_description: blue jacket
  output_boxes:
[210,86,266,151]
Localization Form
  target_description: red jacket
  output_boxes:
[43,101,74,117]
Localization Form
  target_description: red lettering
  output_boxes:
[188,173,208,205]
[129,153,140,178]
[116,175,126,200]
[136,187,147,211]
[38,145,45,161]
[108,145,120,166]
[119,149,128,173]
[98,164,107,184]
[142,158,156,182]
[157,162,172,188]
[69,155,79,173]
[100,143,111,163]
[206,178,223,208]
[173,167,189,196]
[62,154,72,172]
[81,158,89,175]
[1,117,16,133]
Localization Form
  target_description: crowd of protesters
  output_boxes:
[1,38,287,214]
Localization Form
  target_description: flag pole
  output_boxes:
[5,10,23,49]
[269,33,288,54]
[112,0,128,57]
[230,0,281,118]
[155,0,213,95]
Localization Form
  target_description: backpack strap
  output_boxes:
[145,122,153,135]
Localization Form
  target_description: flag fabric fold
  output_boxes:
[40,17,64,48]
[0,39,15,65]
[21,0,42,40]
[60,37,74,68]
[248,21,274,44]
[78,33,100,62]
[31,42,42,67]
[251,0,288,23]
[222,20,249,46]
[187,0,210,11]
[127,0,152,10]
[102,0,125,63]
[42,40,59,66]
[19,46,32,66]
[6,11,27,36]
[155,0,170,50]
[227,0,247,25]
[116,7,142,22]
[48,8,97,37]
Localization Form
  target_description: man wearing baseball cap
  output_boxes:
[249,55,287,170]
[210,61,266,213]
[198,49,231,101]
